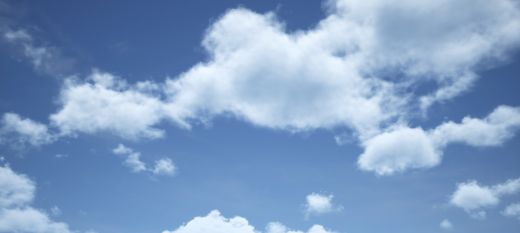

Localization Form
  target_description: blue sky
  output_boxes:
[0,0,520,233]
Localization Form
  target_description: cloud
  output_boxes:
[450,177,520,219]
[0,164,34,207]
[502,203,520,220]
[112,144,176,176]
[0,165,74,233]
[358,105,520,175]
[46,0,520,141]
[0,113,55,149]
[1,28,75,77]
[430,105,520,147]
[439,219,453,230]
[152,158,176,176]
[358,126,440,175]
[51,71,168,140]
[162,210,336,233]
[4,0,520,177]
[304,193,342,217]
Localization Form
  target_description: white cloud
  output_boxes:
[162,210,336,233]
[304,193,342,217]
[502,203,520,220]
[358,126,440,175]
[45,0,520,142]
[430,105,520,147]
[440,219,453,230]
[1,28,74,77]
[112,144,176,176]
[0,165,74,233]
[0,208,71,233]
[152,158,176,176]
[51,71,168,140]
[0,113,55,148]
[4,0,520,177]
[358,105,520,175]
[450,177,520,219]
[0,165,34,208]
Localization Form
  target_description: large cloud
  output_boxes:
[48,0,520,140]
[162,210,336,233]
[7,0,520,176]
[358,105,520,175]
[0,165,75,233]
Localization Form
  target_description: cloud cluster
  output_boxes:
[304,193,342,217]
[450,177,520,219]
[112,144,176,176]
[358,105,520,175]
[3,0,520,176]
[0,165,74,233]
[162,210,336,233]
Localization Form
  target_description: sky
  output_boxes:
[0,0,520,233]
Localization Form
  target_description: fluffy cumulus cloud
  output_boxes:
[304,193,342,217]
[50,72,168,140]
[450,177,520,219]
[46,0,520,139]
[358,105,520,175]
[162,210,336,233]
[112,144,176,176]
[0,165,74,233]
[0,113,55,149]
[6,0,520,176]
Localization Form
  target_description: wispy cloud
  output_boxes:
[112,144,176,177]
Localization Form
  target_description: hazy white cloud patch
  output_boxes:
[439,219,453,230]
[502,203,520,220]
[0,165,75,233]
[112,144,176,177]
[304,193,342,217]
[162,210,336,233]
[358,105,520,175]
[1,28,75,77]
[0,113,55,149]
[450,177,520,219]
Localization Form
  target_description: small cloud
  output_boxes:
[502,202,520,220]
[111,144,176,177]
[440,219,453,230]
[0,112,55,150]
[55,154,68,159]
[304,193,342,218]
[152,158,176,176]
[50,206,62,216]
